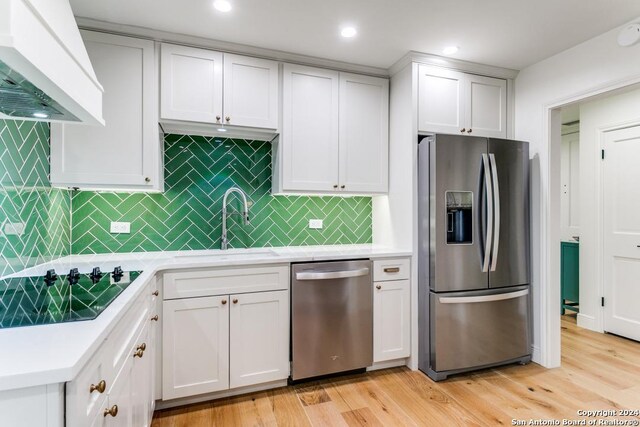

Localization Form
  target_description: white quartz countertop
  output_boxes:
[0,245,411,392]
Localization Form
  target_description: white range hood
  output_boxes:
[0,0,104,125]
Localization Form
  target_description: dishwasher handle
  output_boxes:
[295,267,370,281]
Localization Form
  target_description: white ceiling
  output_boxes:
[69,0,640,70]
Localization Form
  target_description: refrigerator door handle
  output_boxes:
[438,289,528,304]
[481,153,493,273]
[489,153,500,272]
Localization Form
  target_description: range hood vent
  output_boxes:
[0,0,103,124]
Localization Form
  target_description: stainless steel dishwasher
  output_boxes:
[291,260,373,381]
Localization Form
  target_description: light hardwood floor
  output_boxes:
[152,315,640,426]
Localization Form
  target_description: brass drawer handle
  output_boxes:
[221,299,227,305]
[137,343,146,351]
[383,267,400,273]
[133,349,144,358]
[89,380,106,394]
[152,290,159,297]
[104,405,118,418]
[151,315,159,321]
[376,285,382,290]
[233,299,238,304]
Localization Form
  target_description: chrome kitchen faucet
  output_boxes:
[221,187,250,250]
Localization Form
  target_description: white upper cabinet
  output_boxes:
[160,44,279,131]
[51,31,162,191]
[339,73,389,193]
[418,64,507,138]
[276,65,389,194]
[280,64,340,192]
[160,44,223,124]
[223,54,279,129]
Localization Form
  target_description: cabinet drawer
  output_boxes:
[163,265,289,299]
[373,258,410,281]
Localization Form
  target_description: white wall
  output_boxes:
[577,86,640,331]
[515,16,640,367]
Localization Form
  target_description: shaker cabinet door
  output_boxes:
[418,65,466,134]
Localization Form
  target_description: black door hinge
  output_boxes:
[601,297,605,307]
[601,149,605,160]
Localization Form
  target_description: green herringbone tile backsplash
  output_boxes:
[72,134,372,254]
[0,120,71,277]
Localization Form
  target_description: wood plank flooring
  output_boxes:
[152,315,640,426]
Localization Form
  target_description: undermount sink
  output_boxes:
[174,249,278,260]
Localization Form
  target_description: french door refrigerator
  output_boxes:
[418,134,531,381]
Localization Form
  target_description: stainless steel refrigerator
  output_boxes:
[418,134,531,381]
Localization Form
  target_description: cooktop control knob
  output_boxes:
[68,268,80,285]
[112,266,124,282]
[90,267,103,283]
[44,269,58,286]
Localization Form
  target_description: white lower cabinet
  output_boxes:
[162,266,289,401]
[373,258,411,363]
[162,296,230,400]
[229,290,289,388]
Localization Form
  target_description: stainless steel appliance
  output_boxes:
[291,260,373,381]
[418,134,531,381]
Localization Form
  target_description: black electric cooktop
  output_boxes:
[0,267,141,329]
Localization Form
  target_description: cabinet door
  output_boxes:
[51,31,161,190]
[132,324,152,427]
[339,73,389,193]
[282,64,339,192]
[418,65,465,134]
[229,290,289,388]
[104,357,134,427]
[466,74,507,138]
[160,43,223,124]
[162,296,229,400]
[223,54,279,129]
[373,280,410,362]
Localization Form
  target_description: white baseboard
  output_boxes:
[366,358,408,372]
[156,380,287,410]
[577,313,600,331]
[531,345,541,364]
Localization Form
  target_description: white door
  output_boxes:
[418,65,465,134]
[338,73,389,193]
[104,358,134,427]
[50,31,161,190]
[162,296,229,400]
[373,280,411,362]
[603,125,640,341]
[229,291,289,388]
[160,43,223,124]
[561,131,580,241]
[223,54,279,129]
[131,324,152,427]
[466,74,507,138]
[282,64,340,192]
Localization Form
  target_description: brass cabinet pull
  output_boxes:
[376,285,382,290]
[333,184,338,189]
[144,177,151,183]
[460,128,466,133]
[152,290,159,297]
[340,185,346,189]
[221,299,227,305]
[467,129,472,134]
[103,405,118,418]
[133,349,144,358]
[216,115,221,122]
[232,299,238,304]
[89,380,106,394]
[151,315,159,321]
[383,267,400,273]
[137,343,146,351]
[225,116,231,122]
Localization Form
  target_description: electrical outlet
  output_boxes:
[309,219,323,229]
[110,222,131,234]
[3,222,25,236]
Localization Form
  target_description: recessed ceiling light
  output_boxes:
[442,46,459,55]
[341,27,357,38]
[32,112,49,119]
[213,0,232,13]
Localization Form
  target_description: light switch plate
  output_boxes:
[3,222,25,236]
[110,222,131,234]
[309,219,323,229]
